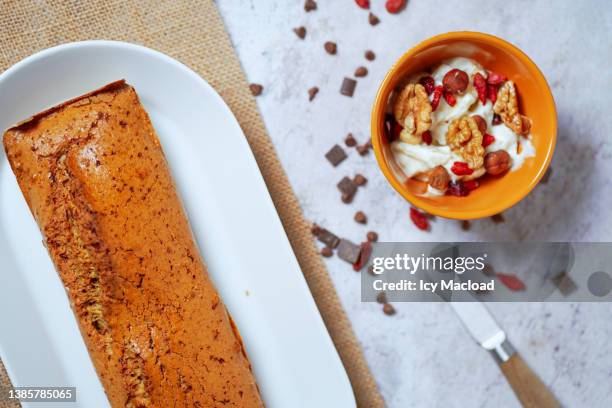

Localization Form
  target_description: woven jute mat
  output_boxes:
[0,1,384,407]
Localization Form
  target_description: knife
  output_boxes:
[450,301,560,408]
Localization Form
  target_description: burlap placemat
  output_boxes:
[0,1,384,407]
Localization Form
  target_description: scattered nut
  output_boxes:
[321,247,333,257]
[484,150,512,176]
[324,41,337,55]
[293,26,306,39]
[308,86,319,101]
[354,174,368,186]
[443,68,469,94]
[376,292,387,304]
[355,66,368,77]
[446,115,485,169]
[393,83,432,143]
[341,193,353,204]
[367,231,378,242]
[365,50,376,61]
[249,83,263,96]
[429,165,450,192]
[472,115,487,134]
[345,133,357,147]
[493,81,531,135]
[368,12,380,25]
[356,144,369,155]
[354,211,367,224]
[304,0,317,12]
[383,303,396,316]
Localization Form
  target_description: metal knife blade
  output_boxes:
[450,301,506,350]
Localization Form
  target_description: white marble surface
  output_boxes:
[216,1,612,406]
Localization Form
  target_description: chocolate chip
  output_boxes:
[366,231,378,242]
[552,272,577,296]
[365,50,376,61]
[293,26,306,39]
[321,247,333,257]
[355,66,368,77]
[341,193,354,204]
[340,77,357,97]
[337,239,361,264]
[324,41,337,55]
[368,12,380,25]
[354,174,367,186]
[376,291,387,304]
[337,176,357,200]
[325,144,347,167]
[383,303,396,316]
[356,144,369,156]
[541,167,553,184]
[345,133,357,147]
[249,83,263,96]
[317,228,340,249]
[308,86,319,101]
[354,211,367,224]
[461,220,471,231]
[311,223,322,236]
[492,113,503,126]
[304,0,317,12]
[491,213,505,223]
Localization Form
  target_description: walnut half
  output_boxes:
[393,83,432,144]
[446,115,485,169]
[493,81,531,135]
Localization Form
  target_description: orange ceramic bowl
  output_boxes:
[371,32,557,220]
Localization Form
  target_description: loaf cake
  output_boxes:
[3,81,263,407]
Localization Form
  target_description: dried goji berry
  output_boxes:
[355,0,370,9]
[487,84,498,104]
[473,72,487,105]
[446,181,469,197]
[451,161,473,176]
[385,0,407,14]
[353,242,372,271]
[419,76,435,95]
[431,85,443,111]
[482,133,495,147]
[443,91,456,107]
[463,180,480,190]
[410,207,429,231]
[422,130,432,145]
[486,70,507,86]
[496,273,526,291]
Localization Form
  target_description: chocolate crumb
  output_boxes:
[491,213,505,223]
[355,66,368,77]
[321,247,333,257]
[383,303,396,316]
[304,0,317,12]
[311,223,322,236]
[461,220,471,231]
[340,77,357,97]
[367,231,378,242]
[324,41,337,55]
[354,211,367,224]
[337,239,362,264]
[293,26,306,39]
[365,50,376,61]
[308,86,319,101]
[317,228,340,248]
[368,12,380,25]
[376,292,387,304]
[354,174,367,186]
[325,144,347,167]
[249,83,263,96]
[356,144,369,156]
[345,133,357,147]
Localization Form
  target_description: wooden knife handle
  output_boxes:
[499,353,561,408]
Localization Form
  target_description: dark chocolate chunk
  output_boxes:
[340,77,357,97]
[304,0,317,12]
[293,26,306,39]
[354,174,367,186]
[366,231,378,242]
[325,144,347,167]
[317,228,340,249]
[345,133,357,147]
[552,272,577,296]
[249,83,263,96]
[383,303,396,316]
[355,66,368,77]
[337,239,362,264]
[337,176,357,199]
[365,50,376,61]
[354,211,367,224]
[368,12,380,25]
[324,41,337,55]
[308,86,319,101]
[321,247,333,258]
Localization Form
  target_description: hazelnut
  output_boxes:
[472,115,487,134]
[443,69,469,94]
[484,150,512,176]
[429,165,450,192]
